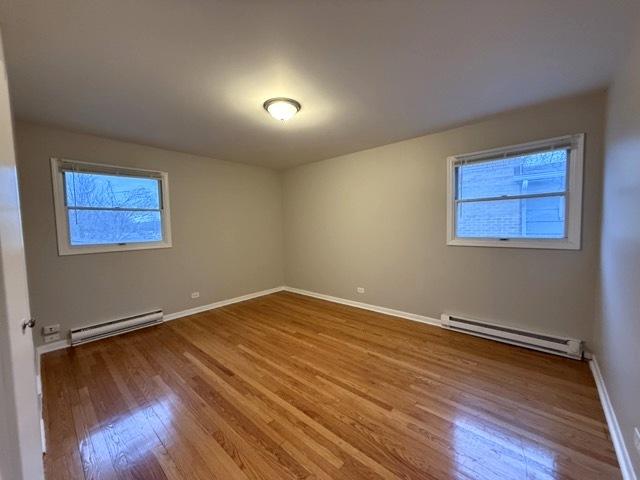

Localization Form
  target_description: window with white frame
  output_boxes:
[51,158,172,255]
[446,134,584,249]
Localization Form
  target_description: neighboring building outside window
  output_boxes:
[446,134,584,249]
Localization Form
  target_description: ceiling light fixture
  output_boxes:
[263,97,301,121]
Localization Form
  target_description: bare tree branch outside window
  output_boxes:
[65,172,162,245]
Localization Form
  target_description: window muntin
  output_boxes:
[455,149,568,239]
[456,195,566,239]
[52,158,172,255]
[64,172,163,246]
[446,135,583,249]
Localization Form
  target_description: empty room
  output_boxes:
[1,1,639,479]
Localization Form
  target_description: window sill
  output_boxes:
[446,238,580,250]
[58,241,172,256]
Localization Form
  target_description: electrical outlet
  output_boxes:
[191,291,200,299]
[42,324,60,335]
[634,427,640,456]
[43,333,60,343]
[356,287,365,294]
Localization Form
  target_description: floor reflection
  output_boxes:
[451,410,558,479]
[82,395,175,472]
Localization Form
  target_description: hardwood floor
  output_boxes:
[41,291,620,479]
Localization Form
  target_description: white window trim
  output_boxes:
[446,134,584,250]
[51,157,173,255]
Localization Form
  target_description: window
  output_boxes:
[446,134,584,249]
[51,158,172,255]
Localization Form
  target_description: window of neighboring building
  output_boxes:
[446,134,584,249]
[51,158,172,255]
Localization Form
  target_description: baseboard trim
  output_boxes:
[163,286,286,322]
[282,286,441,327]
[36,339,70,356]
[36,284,628,476]
[35,286,287,357]
[590,355,637,480]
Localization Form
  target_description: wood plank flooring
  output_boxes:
[41,291,620,479]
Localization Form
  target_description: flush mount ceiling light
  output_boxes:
[263,97,301,121]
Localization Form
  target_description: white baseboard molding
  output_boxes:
[163,286,285,322]
[34,284,288,446]
[40,417,46,454]
[590,355,637,480]
[282,286,441,327]
[36,338,70,356]
[37,284,627,477]
[35,286,287,357]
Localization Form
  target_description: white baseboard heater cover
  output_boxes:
[440,314,583,359]
[70,310,163,346]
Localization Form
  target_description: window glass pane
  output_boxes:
[456,196,565,239]
[457,149,567,200]
[64,172,160,209]
[68,210,162,245]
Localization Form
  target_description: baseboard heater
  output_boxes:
[440,314,583,359]
[70,310,163,346]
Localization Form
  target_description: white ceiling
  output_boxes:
[0,1,637,169]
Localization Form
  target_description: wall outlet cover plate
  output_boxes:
[42,324,60,335]
[43,332,61,343]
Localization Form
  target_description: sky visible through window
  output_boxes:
[456,149,567,239]
[64,172,163,245]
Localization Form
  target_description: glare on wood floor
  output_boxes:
[41,291,620,479]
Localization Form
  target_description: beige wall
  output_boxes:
[595,12,640,475]
[15,122,284,346]
[16,93,609,351]
[283,92,606,345]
